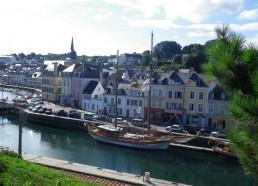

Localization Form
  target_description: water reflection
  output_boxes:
[0,115,255,186]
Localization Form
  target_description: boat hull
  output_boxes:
[89,131,171,150]
[212,146,237,158]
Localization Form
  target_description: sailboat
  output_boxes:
[87,33,187,150]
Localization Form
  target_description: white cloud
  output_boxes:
[231,22,258,31]
[247,34,258,46]
[187,31,215,38]
[105,0,244,23]
[237,9,258,20]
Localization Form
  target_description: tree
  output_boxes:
[153,41,181,61]
[172,54,182,64]
[141,50,152,67]
[203,24,258,182]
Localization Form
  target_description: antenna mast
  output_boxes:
[114,50,119,128]
[147,32,153,131]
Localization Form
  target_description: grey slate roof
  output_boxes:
[83,81,99,95]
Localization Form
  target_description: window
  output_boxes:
[104,97,107,103]
[220,106,226,114]
[139,100,142,106]
[118,98,121,105]
[158,90,162,96]
[127,99,130,105]
[190,91,194,99]
[198,104,203,112]
[175,91,182,99]
[189,103,194,111]
[208,104,213,113]
[111,98,114,104]
[131,100,137,106]
[153,101,156,107]
[174,103,182,110]
[119,108,122,115]
[198,92,204,100]
[168,91,172,98]
[92,104,95,111]
[158,100,162,107]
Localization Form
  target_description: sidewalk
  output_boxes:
[23,153,189,186]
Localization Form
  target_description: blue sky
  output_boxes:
[0,0,257,56]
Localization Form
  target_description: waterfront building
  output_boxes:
[70,64,103,109]
[183,70,217,128]
[60,63,81,106]
[208,84,232,130]
[160,70,189,124]
[103,70,145,119]
[41,61,66,103]
[82,80,105,113]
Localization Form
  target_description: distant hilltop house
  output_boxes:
[0,55,17,64]
[117,53,142,66]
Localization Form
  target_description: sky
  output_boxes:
[0,0,258,56]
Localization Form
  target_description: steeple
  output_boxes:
[68,37,77,60]
[71,37,74,51]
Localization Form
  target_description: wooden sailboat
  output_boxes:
[88,33,187,150]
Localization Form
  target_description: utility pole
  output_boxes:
[18,110,23,156]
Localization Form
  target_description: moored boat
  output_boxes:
[212,146,237,158]
[88,124,175,150]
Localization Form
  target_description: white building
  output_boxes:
[82,80,105,113]
[0,55,16,64]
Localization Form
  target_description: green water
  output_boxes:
[0,114,255,186]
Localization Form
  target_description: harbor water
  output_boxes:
[0,91,255,186]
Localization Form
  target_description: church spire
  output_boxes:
[68,36,77,60]
[71,37,74,51]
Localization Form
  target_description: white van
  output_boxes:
[83,112,96,121]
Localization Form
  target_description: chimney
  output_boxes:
[99,63,103,85]
[189,67,194,78]
[53,62,58,76]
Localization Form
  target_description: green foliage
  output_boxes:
[44,53,68,60]
[203,24,258,182]
[172,54,182,64]
[0,152,98,186]
[153,41,181,61]
[141,50,152,67]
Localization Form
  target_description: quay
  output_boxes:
[23,153,189,186]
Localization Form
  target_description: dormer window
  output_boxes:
[196,79,201,86]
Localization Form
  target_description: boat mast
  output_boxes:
[147,32,153,131]
[114,50,119,128]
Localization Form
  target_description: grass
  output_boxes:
[0,151,100,186]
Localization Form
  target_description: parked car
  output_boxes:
[28,106,34,111]
[200,128,214,136]
[93,115,112,122]
[38,107,47,113]
[45,108,53,115]
[84,112,96,121]
[166,125,183,132]
[68,110,81,119]
[31,98,43,103]
[185,124,200,135]
[32,105,42,113]
[54,109,68,117]
[211,131,227,138]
